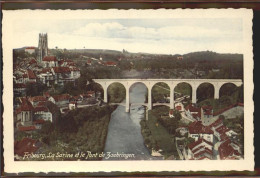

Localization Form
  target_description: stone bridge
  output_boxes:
[92,79,243,112]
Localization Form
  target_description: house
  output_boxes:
[59,59,75,67]
[69,101,77,110]
[188,138,213,160]
[38,68,55,87]
[33,119,45,129]
[69,67,81,79]
[42,56,58,68]
[87,91,95,98]
[188,121,214,143]
[28,96,47,106]
[34,106,53,122]
[14,138,41,160]
[14,83,26,95]
[105,61,117,67]
[48,94,71,106]
[184,104,201,121]
[15,99,34,126]
[201,105,214,125]
[18,125,37,132]
[86,60,92,66]
[218,139,241,160]
[177,56,183,60]
[51,67,71,85]
[169,109,174,118]
[25,47,36,54]
[175,102,184,112]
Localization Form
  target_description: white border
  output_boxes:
[3,9,254,173]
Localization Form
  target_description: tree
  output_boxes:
[40,121,55,135]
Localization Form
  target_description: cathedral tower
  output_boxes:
[38,33,48,62]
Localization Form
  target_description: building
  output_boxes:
[188,121,214,143]
[188,138,213,160]
[42,56,58,68]
[201,105,214,125]
[218,139,241,160]
[28,96,47,106]
[25,47,36,54]
[15,99,34,126]
[38,33,48,62]
[184,104,201,121]
[14,83,26,95]
[48,94,71,106]
[33,106,53,122]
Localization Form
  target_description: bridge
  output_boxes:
[93,79,243,112]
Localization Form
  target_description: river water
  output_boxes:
[103,83,161,160]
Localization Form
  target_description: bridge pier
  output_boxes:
[192,85,198,104]
[126,88,130,112]
[148,87,152,110]
[170,86,175,109]
[214,84,220,99]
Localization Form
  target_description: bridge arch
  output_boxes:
[151,82,170,104]
[219,82,238,98]
[174,82,192,103]
[129,82,148,104]
[107,82,126,103]
[196,82,215,103]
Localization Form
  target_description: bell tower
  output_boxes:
[38,33,48,62]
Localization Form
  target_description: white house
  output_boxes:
[33,106,53,122]
[25,47,36,54]
[42,56,58,68]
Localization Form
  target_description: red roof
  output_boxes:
[52,67,70,73]
[40,68,52,74]
[53,94,71,101]
[185,104,200,113]
[215,125,230,135]
[16,101,34,114]
[169,109,174,115]
[27,70,36,79]
[34,106,49,112]
[194,149,213,159]
[25,47,36,49]
[29,59,37,65]
[192,145,213,155]
[43,56,57,62]
[18,125,36,132]
[14,137,39,156]
[33,119,45,124]
[188,121,213,134]
[14,83,26,88]
[218,139,241,160]
[29,96,47,102]
[105,61,117,66]
[188,138,213,150]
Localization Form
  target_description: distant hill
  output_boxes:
[183,51,243,61]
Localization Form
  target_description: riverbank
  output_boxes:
[140,107,179,160]
[19,105,116,161]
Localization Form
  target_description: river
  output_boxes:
[103,83,161,160]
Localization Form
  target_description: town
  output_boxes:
[13,33,244,161]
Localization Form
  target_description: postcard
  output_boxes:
[3,9,254,173]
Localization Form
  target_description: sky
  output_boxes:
[13,18,243,55]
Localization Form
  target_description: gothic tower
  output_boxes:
[38,33,48,62]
